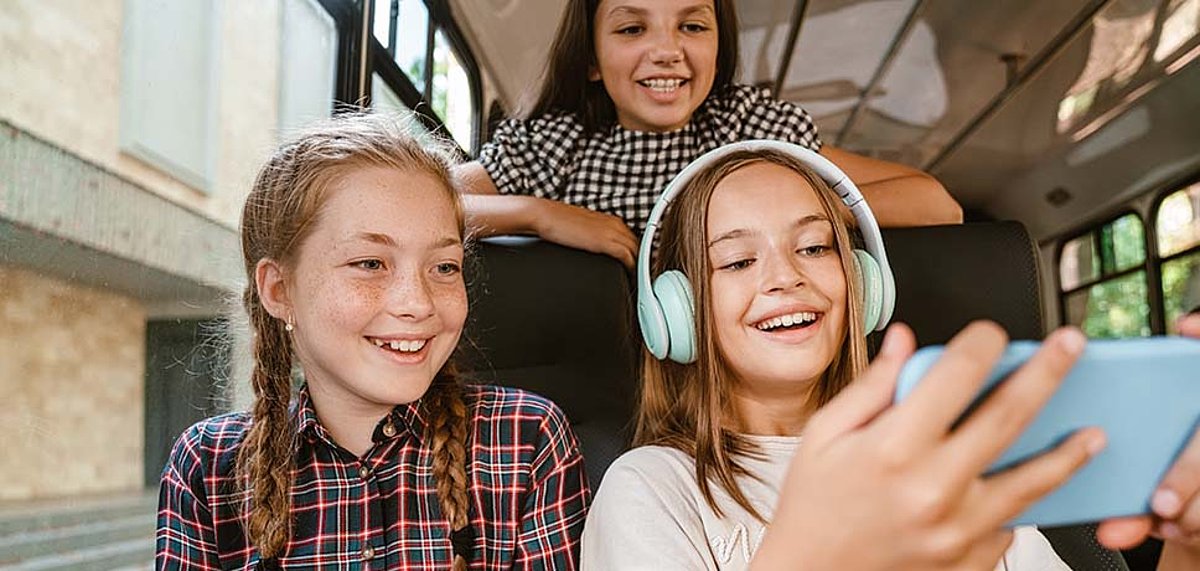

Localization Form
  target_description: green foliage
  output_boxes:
[1080,271,1150,338]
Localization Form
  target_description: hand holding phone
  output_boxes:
[895,336,1200,527]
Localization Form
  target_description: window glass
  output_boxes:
[1163,251,1200,333]
[372,73,431,139]
[1154,0,1200,62]
[1064,271,1151,338]
[1108,213,1146,272]
[395,0,430,88]
[1157,183,1200,257]
[1060,234,1099,290]
[431,30,473,150]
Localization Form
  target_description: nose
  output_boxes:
[649,30,684,65]
[386,271,436,320]
[761,250,807,294]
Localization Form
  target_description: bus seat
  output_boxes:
[458,237,639,487]
[882,221,1129,571]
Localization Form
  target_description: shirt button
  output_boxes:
[359,466,371,480]
[382,422,397,437]
[361,545,375,560]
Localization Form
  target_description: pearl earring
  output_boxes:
[285,319,294,332]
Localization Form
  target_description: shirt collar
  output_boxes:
[295,385,428,449]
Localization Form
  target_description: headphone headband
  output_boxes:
[636,140,896,348]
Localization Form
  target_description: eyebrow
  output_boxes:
[605,3,715,19]
[349,232,461,249]
[707,214,830,248]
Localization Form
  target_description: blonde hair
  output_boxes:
[633,150,869,520]
[237,112,472,569]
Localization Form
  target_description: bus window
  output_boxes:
[1060,214,1151,338]
[1157,182,1200,332]
[369,0,479,152]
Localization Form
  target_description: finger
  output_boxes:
[1152,424,1200,521]
[960,529,1014,571]
[1096,516,1153,550]
[804,323,915,446]
[973,428,1105,529]
[944,327,1087,473]
[1177,313,1200,337]
[884,320,1008,443]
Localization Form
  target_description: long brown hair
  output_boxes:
[524,0,740,133]
[633,150,869,520]
[237,113,473,568]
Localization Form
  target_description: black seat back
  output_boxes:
[457,237,638,486]
[882,221,1128,571]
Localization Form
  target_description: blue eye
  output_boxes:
[799,245,832,257]
[435,262,461,276]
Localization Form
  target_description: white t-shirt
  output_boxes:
[581,436,1072,570]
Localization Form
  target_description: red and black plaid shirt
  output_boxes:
[156,384,589,570]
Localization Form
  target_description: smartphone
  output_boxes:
[893,336,1200,527]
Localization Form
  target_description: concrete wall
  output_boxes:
[0,0,279,229]
[0,265,145,500]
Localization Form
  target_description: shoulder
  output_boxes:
[487,110,584,146]
[464,384,570,427]
[595,446,698,499]
[162,412,250,493]
[606,445,695,476]
[167,413,250,466]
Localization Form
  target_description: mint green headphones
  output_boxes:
[636,140,896,364]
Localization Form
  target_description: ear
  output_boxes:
[255,258,292,322]
[588,64,602,82]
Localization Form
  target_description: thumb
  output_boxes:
[806,323,915,445]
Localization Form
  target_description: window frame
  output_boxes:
[317,0,484,155]
[1057,169,1200,334]
[1149,172,1200,328]
[1056,210,1156,336]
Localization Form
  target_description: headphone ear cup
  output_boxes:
[853,249,883,332]
[653,270,697,364]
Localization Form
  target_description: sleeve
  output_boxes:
[156,427,222,571]
[513,401,592,570]
[734,85,824,151]
[999,526,1073,571]
[476,114,582,200]
[579,451,713,571]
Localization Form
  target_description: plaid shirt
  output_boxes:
[478,84,822,235]
[157,384,589,570]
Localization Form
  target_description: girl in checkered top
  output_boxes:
[456,0,963,270]
[156,113,588,570]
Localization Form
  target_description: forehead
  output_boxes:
[596,0,716,18]
[706,162,826,235]
[314,166,460,241]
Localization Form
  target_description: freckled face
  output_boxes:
[285,167,466,418]
[706,162,849,396]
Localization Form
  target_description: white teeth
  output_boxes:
[641,78,685,92]
[756,312,818,331]
[373,338,428,352]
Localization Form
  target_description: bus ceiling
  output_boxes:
[448,0,1200,242]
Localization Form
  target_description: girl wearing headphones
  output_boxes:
[579,142,1109,570]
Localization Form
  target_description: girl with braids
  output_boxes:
[156,113,589,570]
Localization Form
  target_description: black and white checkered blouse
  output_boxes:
[477,84,823,235]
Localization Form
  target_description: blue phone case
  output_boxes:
[894,336,1200,527]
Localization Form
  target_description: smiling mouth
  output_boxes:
[754,311,820,332]
[638,78,688,93]
[367,337,429,353]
